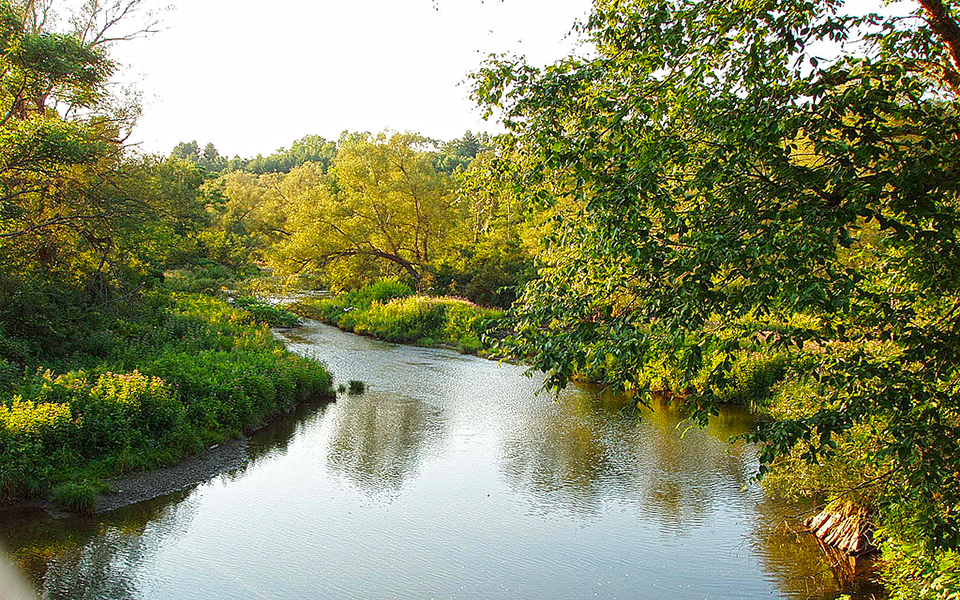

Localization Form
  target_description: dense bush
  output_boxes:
[353,296,449,343]
[289,278,413,326]
[0,292,333,509]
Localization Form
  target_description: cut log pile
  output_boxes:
[804,501,875,555]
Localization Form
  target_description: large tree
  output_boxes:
[0,0,163,283]
[473,0,960,560]
[273,131,457,286]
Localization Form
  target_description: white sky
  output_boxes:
[109,0,594,158]
[104,0,911,159]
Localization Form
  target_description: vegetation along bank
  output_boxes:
[288,280,503,354]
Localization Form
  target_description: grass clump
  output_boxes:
[49,481,101,514]
[347,380,365,395]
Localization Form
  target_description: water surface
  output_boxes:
[2,321,879,599]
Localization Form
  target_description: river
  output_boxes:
[1,320,880,599]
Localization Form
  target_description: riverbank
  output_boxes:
[0,291,333,514]
[287,280,503,354]
[94,437,247,513]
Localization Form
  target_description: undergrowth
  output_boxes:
[0,291,332,511]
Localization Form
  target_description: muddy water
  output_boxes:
[1,321,880,599]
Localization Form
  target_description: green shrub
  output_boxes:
[349,278,415,308]
[716,351,791,405]
[50,481,99,514]
[80,371,185,453]
[0,399,76,499]
[0,291,333,504]
[290,282,502,353]
[880,539,960,600]
[288,279,413,326]
[162,263,235,293]
[354,296,448,343]
[348,380,365,394]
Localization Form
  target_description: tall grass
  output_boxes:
[289,281,502,353]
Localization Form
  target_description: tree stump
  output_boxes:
[804,501,875,555]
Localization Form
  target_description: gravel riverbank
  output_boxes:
[94,437,248,513]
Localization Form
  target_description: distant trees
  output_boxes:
[272,132,457,286]
[244,135,338,174]
[171,140,226,174]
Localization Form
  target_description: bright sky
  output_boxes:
[109,0,594,159]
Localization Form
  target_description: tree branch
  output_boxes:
[919,0,960,93]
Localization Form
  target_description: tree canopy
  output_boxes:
[271,131,457,286]
[474,0,960,552]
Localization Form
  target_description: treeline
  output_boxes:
[170,130,491,177]
[175,129,531,309]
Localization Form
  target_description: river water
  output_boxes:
[2,321,879,599]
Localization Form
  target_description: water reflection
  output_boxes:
[326,392,444,495]
[499,390,757,529]
[0,322,880,600]
[500,391,618,517]
[1,490,196,599]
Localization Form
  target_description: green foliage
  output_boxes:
[0,398,75,498]
[290,278,414,325]
[347,380,365,395]
[880,540,960,600]
[163,263,234,293]
[716,352,790,406]
[0,292,332,506]
[270,131,457,286]
[291,281,502,353]
[237,135,338,174]
[231,296,300,328]
[431,234,534,309]
[353,296,450,344]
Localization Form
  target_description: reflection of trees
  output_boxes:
[3,490,196,599]
[629,399,758,533]
[500,390,760,529]
[326,392,444,495]
[500,391,616,516]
